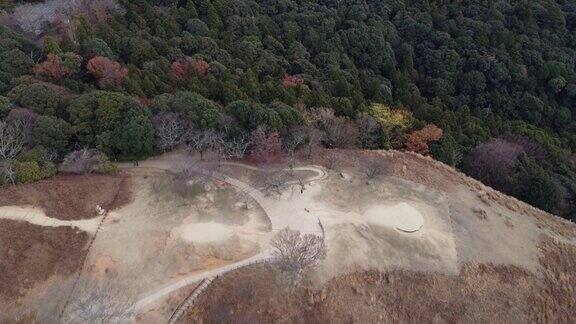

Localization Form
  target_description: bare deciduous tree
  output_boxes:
[6,108,37,146]
[271,228,326,282]
[152,112,185,151]
[250,125,283,164]
[184,129,224,161]
[283,125,308,157]
[356,154,389,180]
[171,157,219,197]
[216,114,236,133]
[464,138,524,189]
[33,275,135,324]
[304,126,324,159]
[259,168,290,198]
[0,120,25,161]
[13,0,122,38]
[235,190,253,210]
[355,112,381,149]
[324,151,340,170]
[221,137,250,160]
[313,108,358,149]
[504,134,547,162]
[0,162,17,185]
[59,149,110,174]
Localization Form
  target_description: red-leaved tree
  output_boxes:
[282,74,305,88]
[170,59,191,81]
[250,126,283,163]
[34,54,68,81]
[405,124,443,155]
[86,56,128,88]
[194,59,210,77]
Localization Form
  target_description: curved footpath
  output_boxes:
[124,158,328,312]
[132,251,272,311]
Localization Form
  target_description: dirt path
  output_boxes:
[124,156,328,312]
[0,206,102,234]
[119,157,327,234]
[133,251,273,311]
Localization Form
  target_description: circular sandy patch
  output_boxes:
[173,222,235,244]
[365,202,424,232]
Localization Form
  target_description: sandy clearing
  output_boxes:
[173,222,235,244]
[126,156,328,312]
[365,202,424,232]
[0,206,102,234]
[119,154,328,235]
[124,152,453,316]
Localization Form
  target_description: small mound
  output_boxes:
[174,222,235,244]
[365,202,424,232]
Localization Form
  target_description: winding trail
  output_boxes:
[0,206,102,234]
[125,156,328,312]
[133,251,272,311]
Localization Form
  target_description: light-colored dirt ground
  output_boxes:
[186,149,576,322]
[86,171,271,301]
[0,206,103,233]
[63,151,576,319]
[3,149,576,322]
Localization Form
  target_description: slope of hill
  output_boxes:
[0,150,574,322]
[184,150,576,323]
[0,0,575,219]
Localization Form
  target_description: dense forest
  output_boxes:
[0,0,574,220]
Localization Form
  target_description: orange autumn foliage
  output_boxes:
[282,74,305,88]
[405,124,443,155]
[193,59,210,77]
[33,54,68,81]
[86,56,128,88]
[170,59,190,81]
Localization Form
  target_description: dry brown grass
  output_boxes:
[188,235,576,323]
[0,173,132,305]
[530,236,576,322]
[0,220,88,300]
[0,173,132,220]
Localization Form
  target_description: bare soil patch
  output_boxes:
[188,235,575,323]
[0,220,88,300]
[0,173,132,220]
[314,149,576,240]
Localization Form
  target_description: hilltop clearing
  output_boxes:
[0,150,574,322]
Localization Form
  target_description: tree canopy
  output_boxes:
[0,0,575,219]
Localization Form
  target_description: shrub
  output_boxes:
[15,161,42,183]
[32,116,70,154]
[81,38,116,60]
[59,149,115,174]
[18,146,57,179]
[8,82,68,116]
[0,96,14,119]
[93,161,117,174]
